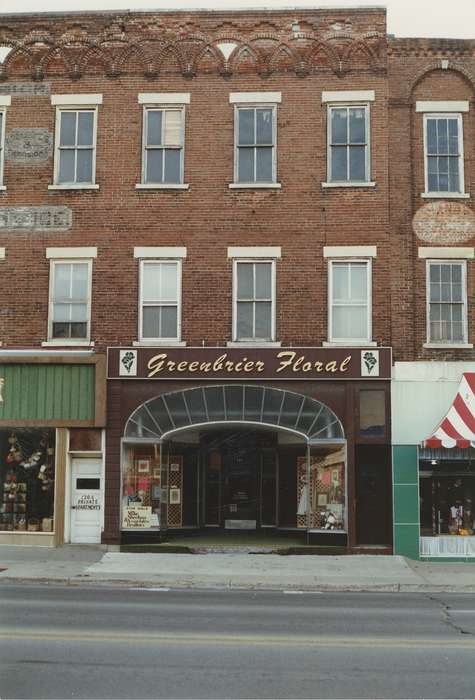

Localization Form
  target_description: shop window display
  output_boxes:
[420,455,475,536]
[297,449,346,530]
[0,429,55,532]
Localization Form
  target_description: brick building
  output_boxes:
[0,6,472,558]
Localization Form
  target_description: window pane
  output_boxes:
[236,302,253,339]
[146,150,163,183]
[164,149,181,183]
[256,147,273,182]
[331,109,347,144]
[256,109,273,144]
[448,119,459,155]
[163,110,182,146]
[238,147,254,182]
[331,146,347,181]
[453,321,464,342]
[52,322,69,338]
[437,119,448,154]
[332,264,349,301]
[349,108,366,144]
[142,307,160,337]
[58,150,75,183]
[161,306,178,338]
[238,109,254,145]
[76,149,93,182]
[430,264,441,283]
[70,322,87,339]
[349,146,366,181]
[53,303,72,322]
[448,157,460,192]
[350,263,367,301]
[333,305,366,339]
[430,283,441,302]
[237,263,254,300]
[147,110,162,146]
[77,112,94,146]
[452,264,462,283]
[255,301,272,339]
[255,263,272,298]
[160,263,178,302]
[54,264,71,299]
[71,263,88,300]
[142,264,161,302]
[70,303,88,322]
[426,119,437,153]
[60,112,76,146]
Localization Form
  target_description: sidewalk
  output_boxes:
[1,545,475,592]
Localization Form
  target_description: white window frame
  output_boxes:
[138,259,182,343]
[47,258,93,344]
[50,105,99,189]
[423,113,466,198]
[425,259,468,347]
[138,104,187,189]
[0,105,7,190]
[328,259,372,344]
[326,103,371,186]
[232,259,276,343]
[231,104,279,188]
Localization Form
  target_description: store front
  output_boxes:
[105,346,392,549]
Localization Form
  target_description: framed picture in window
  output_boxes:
[153,467,161,479]
[152,484,161,500]
[136,458,150,474]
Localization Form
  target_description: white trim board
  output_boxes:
[416,100,469,113]
[322,90,375,103]
[51,94,103,105]
[418,247,474,259]
[229,92,282,104]
[227,246,281,258]
[46,247,98,259]
[0,96,11,107]
[323,246,377,258]
[138,93,190,104]
[134,247,187,259]
[0,248,4,259]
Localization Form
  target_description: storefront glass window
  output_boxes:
[122,444,162,530]
[297,447,346,531]
[0,429,55,533]
[359,390,386,438]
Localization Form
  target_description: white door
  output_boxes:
[70,459,102,544]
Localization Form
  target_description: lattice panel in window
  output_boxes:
[167,456,183,527]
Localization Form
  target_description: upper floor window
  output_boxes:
[142,107,184,185]
[235,106,276,184]
[233,260,275,342]
[427,260,467,344]
[424,114,464,195]
[49,260,92,341]
[327,105,370,184]
[329,260,371,343]
[139,260,181,342]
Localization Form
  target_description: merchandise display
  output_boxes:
[297,449,346,530]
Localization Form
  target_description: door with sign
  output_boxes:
[70,459,102,543]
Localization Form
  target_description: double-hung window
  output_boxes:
[51,94,101,188]
[235,106,276,184]
[139,260,181,342]
[142,108,184,184]
[0,96,10,189]
[424,114,464,195]
[233,260,275,342]
[48,259,92,341]
[427,260,467,344]
[327,105,370,183]
[329,260,371,343]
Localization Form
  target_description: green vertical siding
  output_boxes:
[393,445,420,559]
[0,364,95,421]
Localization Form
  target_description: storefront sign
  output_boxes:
[109,347,391,381]
[0,206,72,231]
[5,129,53,164]
[122,505,152,528]
[0,82,51,97]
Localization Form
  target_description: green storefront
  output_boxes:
[0,354,105,546]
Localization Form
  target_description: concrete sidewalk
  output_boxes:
[1,545,475,592]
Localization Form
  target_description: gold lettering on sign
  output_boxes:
[0,377,3,402]
[276,351,352,375]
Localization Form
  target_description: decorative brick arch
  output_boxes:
[406,61,475,101]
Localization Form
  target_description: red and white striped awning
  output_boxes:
[423,372,475,449]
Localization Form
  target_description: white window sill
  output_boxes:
[423,343,473,349]
[321,181,376,189]
[226,341,282,348]
[421,192,470,199]
[132,340,187,347]
[229,183,282,189]
[0,185,6,191]
[42,340,95,347]
[322,341,377,347]
[135,183,190,190]
[48,184,100,191]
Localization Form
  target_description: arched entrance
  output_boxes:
[121,385,346,538]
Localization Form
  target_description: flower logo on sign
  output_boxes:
[363,352,377,374]
[121,351,136,374]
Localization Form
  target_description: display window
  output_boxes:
[297,448,346,531]
[420,458,475,536]
[0,429,55,533]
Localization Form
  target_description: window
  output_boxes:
[424,114,464,194]
[139,260,181,341]
[49,260,92,341]
[233,261,275,342]
[235,107,276,184]
[427,261,467,344]
[142,107,184,184]
[53,108,98,185]
[328,105,370,183]
[329,260,371,343]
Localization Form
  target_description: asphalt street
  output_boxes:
[1,585,475,699]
